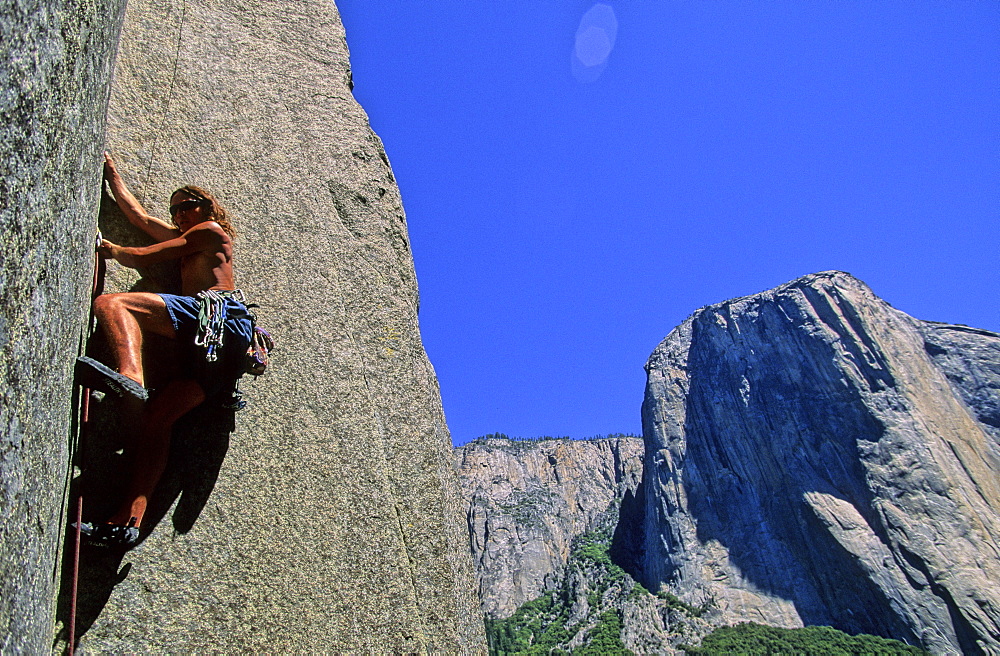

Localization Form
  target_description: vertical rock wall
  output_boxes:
[456,437,716,655]
[456,437,644,619]
[43,0,483,651]
[641,271,1000,654]
[0,2,126,652]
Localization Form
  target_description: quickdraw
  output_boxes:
[195,289,275,375]
[194,289,245,362]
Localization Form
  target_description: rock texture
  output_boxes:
[640,271,1000,655]
[3,0,484,652]
[455,436,643,619]
[0,2,126,652]
[65,0,486,652]
[458,437,717,653]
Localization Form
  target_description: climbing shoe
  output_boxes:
[75,356,148,401]
[73,518,140,548]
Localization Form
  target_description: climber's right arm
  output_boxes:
[103,152,180,243]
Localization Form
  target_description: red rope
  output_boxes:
[68,495,83,655]
[69,235,105,655]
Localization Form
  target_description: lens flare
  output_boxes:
[571,4,618,82]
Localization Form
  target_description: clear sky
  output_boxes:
[338,2,999,446]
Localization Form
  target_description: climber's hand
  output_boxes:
[103,151,118,180]
[98,239,118,260]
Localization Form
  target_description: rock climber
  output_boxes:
[74,152,252,547]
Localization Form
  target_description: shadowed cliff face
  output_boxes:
[455,437,643,619]
[641,271,1000,655]
[0,2,126,651]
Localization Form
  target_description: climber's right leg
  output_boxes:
[90,292,177,388]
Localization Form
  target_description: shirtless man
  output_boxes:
[75,153,251,547]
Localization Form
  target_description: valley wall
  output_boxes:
[641,271,1000,654]
[456,436,643,619]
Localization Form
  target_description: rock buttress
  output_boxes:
[641,271,1000,655]
[67,0,485,651]
[0,1,126,652]
[456,436,644,619]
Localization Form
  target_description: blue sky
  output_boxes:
[338,2,999,446]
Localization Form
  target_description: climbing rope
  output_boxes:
[69,232,106,655]
[140,0,187,203]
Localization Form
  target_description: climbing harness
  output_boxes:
[193,289,274,411]
[193,288,274,372]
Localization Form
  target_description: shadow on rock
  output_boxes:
[57,374,235,646]
[145,401,234,535]
[54,534,133,652]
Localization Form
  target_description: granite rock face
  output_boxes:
[3,0,484,651]
[455,436,643,619]
[69,0,485,652]
[640,271,1000,654]
[0,2,126,652]
[457,437,714,653]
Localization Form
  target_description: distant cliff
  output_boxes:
[456,436,643,619]
[462,272,1000,655]
[641,271,1000,655]
[456,437,715,653]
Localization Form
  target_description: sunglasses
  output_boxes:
[169,199,204,216]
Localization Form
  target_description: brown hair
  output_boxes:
[172,185,237,240]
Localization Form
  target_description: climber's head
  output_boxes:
[170,185,236,239]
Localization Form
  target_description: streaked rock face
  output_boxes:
[4,0,484,651]
[455,437,643,619]
[641,271,1000,654]
[0,2,126,651]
